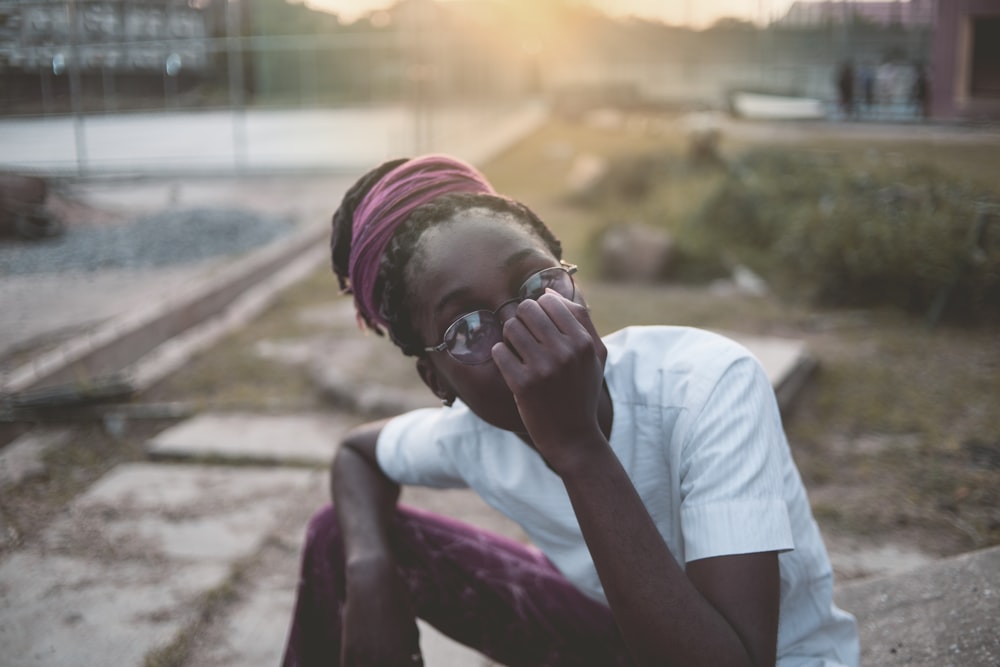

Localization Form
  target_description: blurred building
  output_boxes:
[0,0,212,74]
[0,0,223,114]
[778,0,935,27]
[931,0,1000,120]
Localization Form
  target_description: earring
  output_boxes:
[440,395,455,407]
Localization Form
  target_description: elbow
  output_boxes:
[329,422,400,506]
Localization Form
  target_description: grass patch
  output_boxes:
[489,116,1000,325]
[148,267,341,410]
[0,421,162,557]
[694,148,999,322]
[143,561,248,667]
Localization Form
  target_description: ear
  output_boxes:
[416,357,456,406]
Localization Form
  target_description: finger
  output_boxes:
[511,297,562,342]
[501,313,550,366]
[513,294,597,370]
[543,289,608,364]
[491,340,526,388]
[536,290,590,337]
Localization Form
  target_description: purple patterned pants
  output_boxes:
[282,504,633,667]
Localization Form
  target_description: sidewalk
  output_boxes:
[0,103,547,176]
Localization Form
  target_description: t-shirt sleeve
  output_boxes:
[375,408,470,489]
[678,354,794,562]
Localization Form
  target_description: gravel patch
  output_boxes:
[0,208,294,276]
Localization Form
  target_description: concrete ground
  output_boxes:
[5,291,997,665]
[2,108,998,665]
[0,301,817,667]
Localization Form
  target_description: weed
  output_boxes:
[142,561,247,667]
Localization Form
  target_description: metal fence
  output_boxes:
[0,0,936,174]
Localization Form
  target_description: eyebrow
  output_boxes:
[502,247,541,269]
[433,248,549,317]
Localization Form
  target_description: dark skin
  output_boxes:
[333,212,780,666]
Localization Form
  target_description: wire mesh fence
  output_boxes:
[0,0,935,174]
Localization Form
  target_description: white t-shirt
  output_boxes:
[377,325,860,666]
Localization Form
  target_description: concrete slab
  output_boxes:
[146,412,357,465]
[184,523,497,667]
[0,551,228,667]
[182,479,324,667]
[0,264,219,365]
[418,620,498,667]
[824,535,936,582]
[716,331,808,386]
[835,545,1000,667]
[0,462,323,667]
[180,484,508,666]
[718,331,816,412]
[1,222,327,397]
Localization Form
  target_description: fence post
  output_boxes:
[67,0,88,175]
[227,0,247,170]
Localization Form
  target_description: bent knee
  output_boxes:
[305,503,340,547]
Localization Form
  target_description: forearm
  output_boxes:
[331,437,401,567]
[558,441,755,667]
[331,433,426,664]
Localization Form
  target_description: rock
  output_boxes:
[732,264,769,296]
[681,111,725,165]
[835,545,1000,667]
[565,153,607,195]
[0,172,63,239]
[597,223,675,283]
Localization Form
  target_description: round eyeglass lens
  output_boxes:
[520,267,575,301]
[446,311,499,363]
[440,266,577,364]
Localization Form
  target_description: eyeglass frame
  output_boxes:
[423,261,579,364]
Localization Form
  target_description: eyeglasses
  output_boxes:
[424,262,578,365]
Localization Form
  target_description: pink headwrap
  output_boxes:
[348,154,496,330]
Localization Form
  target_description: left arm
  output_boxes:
[559,441,779,667]
[493,292,779,667]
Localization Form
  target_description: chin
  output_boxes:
[468,400,527,435]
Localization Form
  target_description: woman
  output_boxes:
[282,154,859,667]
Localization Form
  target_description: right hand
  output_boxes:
[341,556,423,666]
[492,289,609,473]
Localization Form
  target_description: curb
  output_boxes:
[1,222,328,406]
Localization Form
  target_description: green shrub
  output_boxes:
[695,149,1000,323]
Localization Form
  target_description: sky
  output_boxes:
[304,0,809,28]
